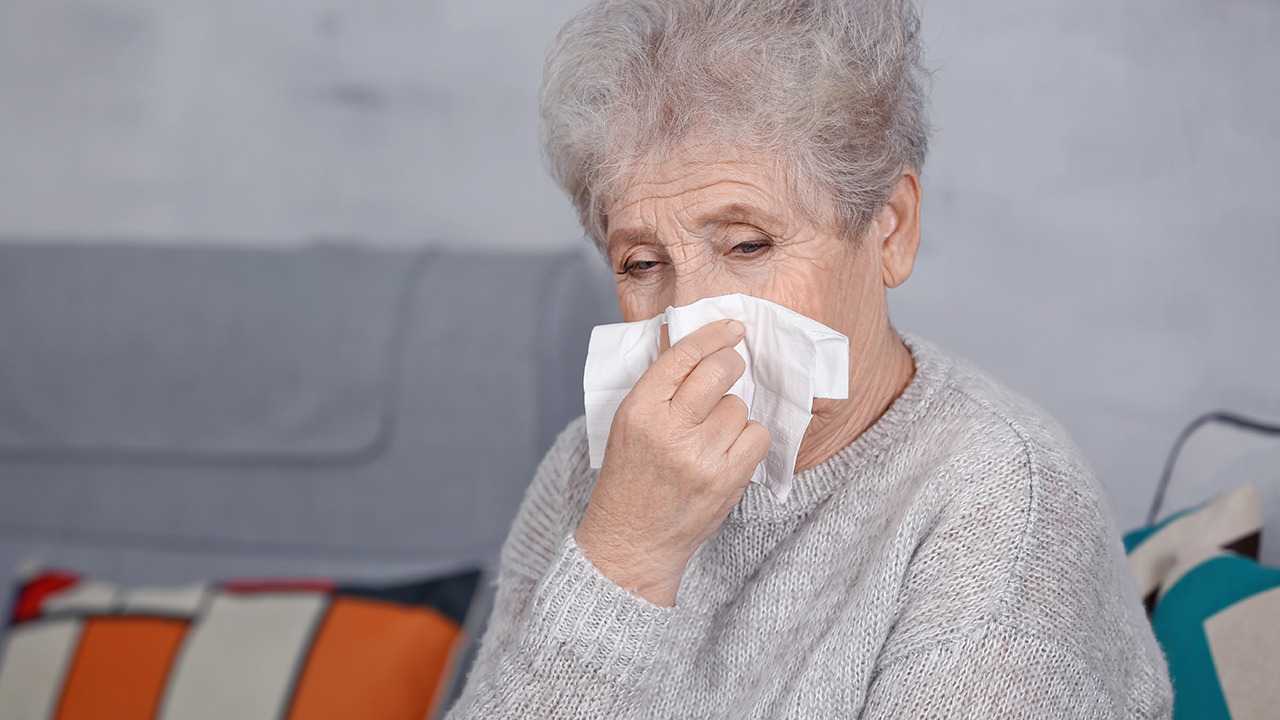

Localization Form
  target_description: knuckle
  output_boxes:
[701,358,735,389]
[615,391,646,420]
[721,344,745,371]
[708,349,745,383]
[720,393,749,418]
[727,354,745,380]
[667,401,701,427]
[670,341,703,368]
[748,423,772,452]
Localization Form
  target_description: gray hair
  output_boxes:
[540,0,931,247]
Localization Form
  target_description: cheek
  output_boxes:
[615,285,665,323]
[798,243,872,330]
[755,260,837,324]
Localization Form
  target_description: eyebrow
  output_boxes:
[604,225,653,255]
[702,202,786,233]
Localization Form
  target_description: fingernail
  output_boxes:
[727,319,745,335]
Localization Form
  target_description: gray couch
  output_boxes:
[0,241,621,660]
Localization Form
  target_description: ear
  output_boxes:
[875,170,922,289]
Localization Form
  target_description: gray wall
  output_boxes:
[2,0,1277,528]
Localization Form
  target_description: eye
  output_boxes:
[617,258,662,277]
[732,238,772,256]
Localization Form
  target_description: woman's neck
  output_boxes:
[795,325,915,473]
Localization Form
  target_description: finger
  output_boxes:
[700,393,751,452]
[726,420,770,478]
[669,347,746,424]
[633,319,744,401]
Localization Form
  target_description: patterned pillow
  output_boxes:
[1125,486,1276,720]
[1125,485,1262,614]
[0,567,480,720]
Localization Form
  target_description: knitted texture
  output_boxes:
[445,336,1173,719]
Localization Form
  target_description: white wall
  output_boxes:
[2,0,1277,527]
[900,0,1280,526]
[0,0,584,246]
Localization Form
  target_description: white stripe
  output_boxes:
[42,581,118,615]
[0,619,84,719]
[158,592,326,720]
[123,583,209,617]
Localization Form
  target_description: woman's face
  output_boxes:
[603,149,897,350]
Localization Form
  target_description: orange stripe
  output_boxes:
[54,617,188,720]
[286,598,462,720]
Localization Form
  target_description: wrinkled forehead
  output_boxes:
[597,134,842,240]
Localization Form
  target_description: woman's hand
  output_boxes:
[575,319,771,607]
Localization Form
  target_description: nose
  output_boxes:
[669,264,740,309]
[670,279,703,309]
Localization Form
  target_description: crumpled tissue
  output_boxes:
[582,293,849,502]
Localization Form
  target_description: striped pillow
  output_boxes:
[0,568,479,720]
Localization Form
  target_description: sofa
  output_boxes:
[0,240,621,714]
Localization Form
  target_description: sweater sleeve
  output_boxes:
[443,424,676,719]
[860,623,1124,720]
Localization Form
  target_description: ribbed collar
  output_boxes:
[725,334,951,524]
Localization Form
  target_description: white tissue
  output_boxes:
[582,293,849,502]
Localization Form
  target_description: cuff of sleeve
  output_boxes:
[522,535,675,681]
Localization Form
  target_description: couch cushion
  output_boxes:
[0,243,412,458]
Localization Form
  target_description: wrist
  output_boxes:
[574,525,685,607]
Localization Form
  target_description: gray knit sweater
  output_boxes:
[445,336,1173,719]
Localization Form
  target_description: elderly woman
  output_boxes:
[447,0,1171,717]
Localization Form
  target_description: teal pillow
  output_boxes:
[1124,486,1275,720]
[1150,555,1280,719]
